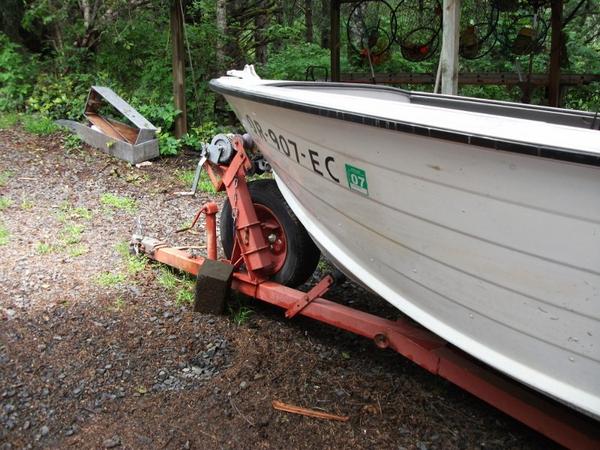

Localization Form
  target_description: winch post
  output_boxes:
[220,136,273,277]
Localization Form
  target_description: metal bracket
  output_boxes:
[175,153,208,196]
[285,275,334,319]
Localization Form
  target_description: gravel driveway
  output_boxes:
[0,126,551,449]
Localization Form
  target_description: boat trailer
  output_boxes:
[132,134,599,449]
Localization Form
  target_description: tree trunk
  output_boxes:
[254,1,268,64]
[305,0,314,43]
[0,0,24,44]
[225,0,245,67]
[320,0,330,48]
[273,0,284,51]
[170,0,187,138]
[216,0,227,71]
[548,0,563,107]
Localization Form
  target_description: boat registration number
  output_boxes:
[245,115,369,196]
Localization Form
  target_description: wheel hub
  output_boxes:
[253,204,287,274]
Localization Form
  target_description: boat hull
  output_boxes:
[219,92,600,420]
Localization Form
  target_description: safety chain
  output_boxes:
[231,177,239,229]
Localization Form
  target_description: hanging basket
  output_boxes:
[400,27,440,62]
[460,26,481,59]
[512,26,537,55]
[347,0,397,57]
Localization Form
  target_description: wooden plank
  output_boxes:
[106,118,139,144]
[86,114,127,142]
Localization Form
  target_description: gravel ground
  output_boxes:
[0,126,554,449]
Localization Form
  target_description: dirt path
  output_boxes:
[0,127,551,449]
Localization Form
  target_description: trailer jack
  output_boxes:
[132,134,599,450]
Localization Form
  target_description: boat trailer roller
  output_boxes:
[131,134,599,449]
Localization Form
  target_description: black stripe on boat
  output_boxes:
[209,80,600,168]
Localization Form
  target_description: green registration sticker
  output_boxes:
[345,164,368,195]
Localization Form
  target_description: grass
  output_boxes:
[55,203,93,223]
[125,172,149,185]
[0,112,20,129]
[230,305,254,326]
[112,296,126,311]
[60,223,85,245]
[157,266,179,290]
[36,242,55,255]
[227,292,254,326]
[115,240,147,275]
[20,199,34,210]
[0,223,9,246]
[175,288,194,306]
[0,170,13,187]
[63,134,82,152]
[21,114,59,135]
[0,197,13,211]
[57,202,93,221]
[175,169,215,193]
[101,193,137,212]
[157,267,196,307]
[68,243,88,257]
[96,272,126,287]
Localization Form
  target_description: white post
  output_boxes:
[440,0,461,95]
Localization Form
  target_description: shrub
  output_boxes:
[0,34,37,111]
[27,72,95,120]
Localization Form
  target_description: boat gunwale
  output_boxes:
[209,79,600,168]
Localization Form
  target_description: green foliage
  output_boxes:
[0,34,37,111]
[156,266,196,307]
[115,240,148,275]
[158,132,183,156]
[0,223,9,246]
[175,168,215,193]
[0,170,14,187]
[63,134,83,152]
[112,296,126,311]
[0,197,13,210]
[100,193,137,212]
[60,223,85,245]
[157,267,180,290]
[0,0,598,152]
[229,304,254,326]
[21,114,59,134]
[20,199,34,210]
[96,272,127,287]
[68,243,88,257]
[27,72,96,120]
[175,288,195,306]
[261,43,332,80]
[227,291,254,326]
[36,242,54,255]
[0,112,20,129]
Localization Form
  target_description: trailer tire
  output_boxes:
[220,179,320,287]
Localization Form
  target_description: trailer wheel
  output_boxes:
[220,179,320,287]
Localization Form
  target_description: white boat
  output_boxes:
[210,66,600,420]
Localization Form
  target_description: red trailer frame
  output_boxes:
[133,135,599,449]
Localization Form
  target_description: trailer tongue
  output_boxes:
[132,134,599,449]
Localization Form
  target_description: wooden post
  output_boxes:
[330,0,341,82]
[548,0,563,107]
[171,0,187,138]
[440,0,461,95]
